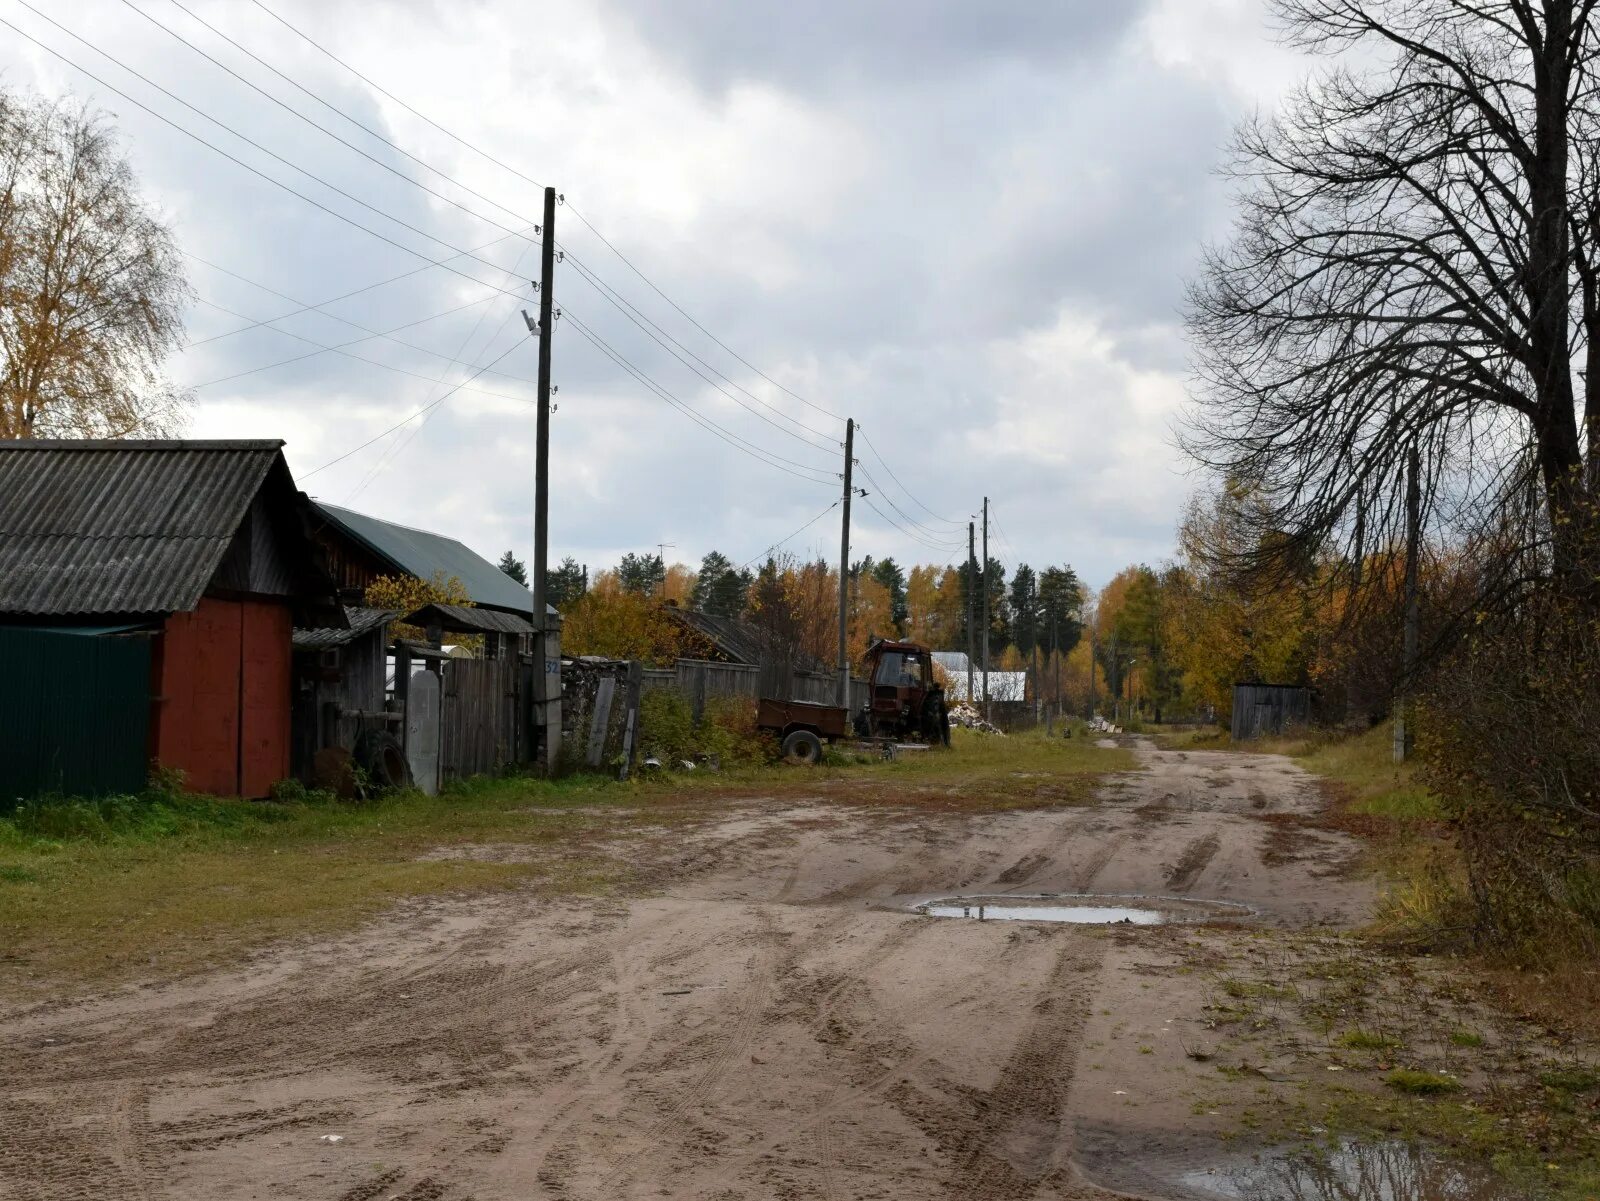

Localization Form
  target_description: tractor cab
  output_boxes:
[858,639,950,745]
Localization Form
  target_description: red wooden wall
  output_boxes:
[151,597,292,797]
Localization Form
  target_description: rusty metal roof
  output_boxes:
[0,440,285,616]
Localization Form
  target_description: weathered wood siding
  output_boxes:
[440,657,519,779]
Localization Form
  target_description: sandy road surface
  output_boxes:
[0,740,1371,1200]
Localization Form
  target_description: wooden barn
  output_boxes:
[0,440,342,799]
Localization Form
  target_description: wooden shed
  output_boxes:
[0,440,342,798]
[1230,683,1314,741]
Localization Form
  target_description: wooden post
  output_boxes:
[618,660,644,781]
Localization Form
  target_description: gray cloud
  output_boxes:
[0,0,1299,591]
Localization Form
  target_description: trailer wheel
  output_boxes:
[781,729,824,765]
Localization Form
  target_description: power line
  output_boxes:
[188,226,534,347]
[740,502,842,572]
[563,311,837,486]
[190,294,537,403]
[347,240,542,500]
[3,3,870,498]
[856,424,965,528]
[126,0,841,451]
[854,462,966,545]
[186,257,524,387]
[858,495,967,554]
[243,0,850,434]
[300,336,531,479]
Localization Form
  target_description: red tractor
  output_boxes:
[855,639,951,746]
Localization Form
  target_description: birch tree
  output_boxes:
[0,91,189,439]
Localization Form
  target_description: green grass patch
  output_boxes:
[1539,1067,1600,1093]
[1338,1028,1404,1051]
[1296,723,1439,820]
[1448,1028,1485,1048]
[1385,1068,1461,1095]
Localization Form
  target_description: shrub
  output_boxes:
[1420,595,1600,962]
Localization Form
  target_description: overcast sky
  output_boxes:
[0,0,1309,590]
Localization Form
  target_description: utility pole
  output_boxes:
[966,521,977,706]
[1029,581,1040,727]
[531,186,555,638]
[837,418,855,708]
[529,185,558,772]
[1052,611,1061,733]
[1089,618,1098,719]
[1395,445,1421,763]
[981,496,991,723]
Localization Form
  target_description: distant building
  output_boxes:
[930,650,1027,703]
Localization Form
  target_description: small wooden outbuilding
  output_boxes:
[0,440,342,798]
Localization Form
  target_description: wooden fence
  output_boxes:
[440,656,520,779]
[643,657,867,714]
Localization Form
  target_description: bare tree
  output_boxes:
[0,90,189,439]
[1186,0,1600,604]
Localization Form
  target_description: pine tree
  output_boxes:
[497,550,528,586]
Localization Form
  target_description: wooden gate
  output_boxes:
[440,657,519,779]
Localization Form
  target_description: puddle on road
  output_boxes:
[910,893,1251,925]
[1175,1137,1520,1200]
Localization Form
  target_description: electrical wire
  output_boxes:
[739,501,841,571]
[347,245,541,499]
[5,10,840,480]
[854,462,966,545]
[858,495,967,554]
[243,0,849,433]
[300,337,530,479]
[563,311,837,486]
[128,0,841,450]
[856,424,965,528]
[190,295,536,403]
[186,258,525,386]
[2,7,536,301]
[189,226,534,347]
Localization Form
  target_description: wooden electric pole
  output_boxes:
[837,418,855,708]
[532,185,558,771]
[1395,445,1421,763]
[532,186,555,633]
[981,496,991,723]
[966,521,977,705]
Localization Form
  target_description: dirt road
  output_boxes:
[0,739,1371,1200]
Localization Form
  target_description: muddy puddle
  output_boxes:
[908,893,1252,925]
[1170,1137,1519,1200]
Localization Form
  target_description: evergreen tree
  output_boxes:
[870,557,909,634]
[1009,564,1039,656]
[548,557,587,609]
[1038,565,1085,656]
[618,552,665,597]
[497,550,527,586]
[691,551,752,618]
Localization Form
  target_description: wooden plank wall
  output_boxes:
[441,657,518,778]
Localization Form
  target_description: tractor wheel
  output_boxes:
[781,729,824,765]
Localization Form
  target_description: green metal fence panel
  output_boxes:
[0,627,151,804]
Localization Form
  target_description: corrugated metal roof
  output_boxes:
[402,602,535,636]
[314,502,555,619]
[0,440,285,616]
[293,606,396,649]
